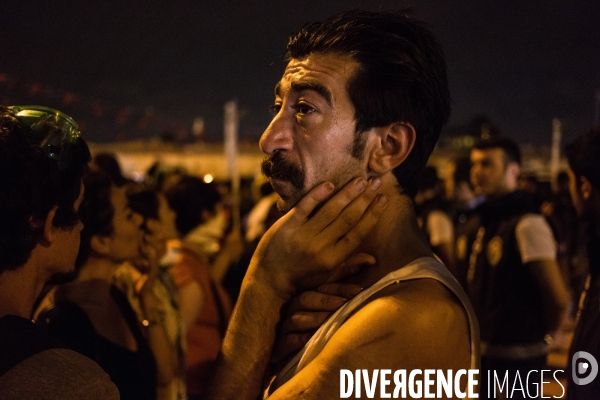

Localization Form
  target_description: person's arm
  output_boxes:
[206,177,387,400]
[516,215,570,333]
[137,247,179,387]
[427,210,455,272]
[526,260,569,333]
[210,230,245,283]
[177,280,204,333]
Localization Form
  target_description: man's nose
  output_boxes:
[259,113,293,155]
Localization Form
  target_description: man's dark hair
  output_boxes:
[128,186,160,221]
[0,106,90,273]
[75,172,115,269]
[163,175,222,236]
[565,128,600,191]
[92,152,128,186]
[473,136,522,166]
[286,10,450,197]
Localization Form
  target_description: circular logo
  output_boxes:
[572,351,599,385]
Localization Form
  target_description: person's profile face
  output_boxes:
[470,148,511,196]
[105,186,144,262]
[51,181,86,275]
[259,53,368,213]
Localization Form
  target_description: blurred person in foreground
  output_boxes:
[463,137,569,398]
[205,10,479,400]
[564,128,600,399]
[0,106,118,398]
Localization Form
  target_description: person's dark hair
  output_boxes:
[0,106,90,273]
[75,172,115,269]
[163,175,222,236]
[92,152,127,186]
[417,166,440,192]
[286,9,450,196]
[473,136,522,165]
[128,186,160,221]
[565,128,600,191]
[127,184,160,236]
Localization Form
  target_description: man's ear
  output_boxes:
[40,206,59,246]
[90,235,112,256]
[507,162,521,180]
[580,176,593,200]
[367,122,416,174]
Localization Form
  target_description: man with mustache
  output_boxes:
[208,10,479,399]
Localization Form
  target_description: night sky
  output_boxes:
[1,1,599,145]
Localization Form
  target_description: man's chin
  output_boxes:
[270,180,304,214]
[275,193,301,214]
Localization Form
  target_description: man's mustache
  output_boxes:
[261,153,304,190]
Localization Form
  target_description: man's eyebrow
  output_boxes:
[290,81,332,107]
[274,82,282,98]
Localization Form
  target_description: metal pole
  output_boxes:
[224,100,241,233]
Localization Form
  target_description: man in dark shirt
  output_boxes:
[0,106,118,398]
[564,128,600,399]
[461,137,569,399]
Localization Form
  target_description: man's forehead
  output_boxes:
[471,148,504,161]
[274,54,358,97]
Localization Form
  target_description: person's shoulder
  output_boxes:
[375,276,467,328]
[325,275,471,370]
[516,213,551,230]
[0,348,119,399]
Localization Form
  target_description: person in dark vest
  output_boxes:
[464,137,569,399]
[414,165,455,270]
[0,106,118,398]
[564,128,600,399]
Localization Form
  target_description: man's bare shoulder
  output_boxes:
[270,278,472,399]
[334,278,471,368]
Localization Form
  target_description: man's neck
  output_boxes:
[0,262,44,319]
[77,257,121,282]
[342,181,433,289]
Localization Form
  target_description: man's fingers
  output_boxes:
[323,178,383,240]
[288,181,335,223]
[321,253,376,285]
[287,291,347,315]
[271,332,314,364]
[305,177,369,233]
[316,282,363,299]
[281,311,331,334]
[332,193,388,258]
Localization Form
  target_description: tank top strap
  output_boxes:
[268,257,479,396]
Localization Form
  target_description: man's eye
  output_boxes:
[269,104,281,116]
[295,104,315,115]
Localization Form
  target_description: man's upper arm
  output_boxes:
[268,283,471,399]
[516,214,568,329]
[515,214,556,263]
[526,259,569,325]
[427,210,454,246]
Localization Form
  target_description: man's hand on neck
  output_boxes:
[206,177,386,400]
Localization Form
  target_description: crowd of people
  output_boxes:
[1,9,599,400]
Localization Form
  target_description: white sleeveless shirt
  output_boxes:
[266,256,480,397]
